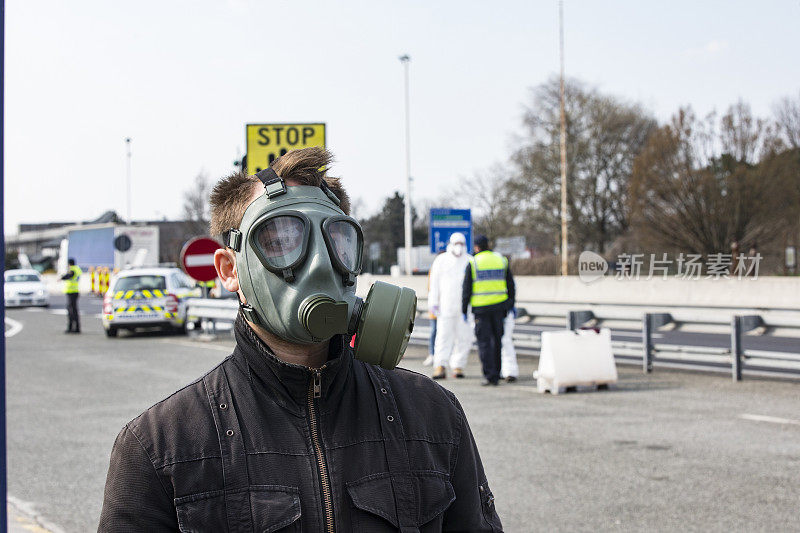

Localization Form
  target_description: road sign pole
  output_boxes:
[125,137,132,224]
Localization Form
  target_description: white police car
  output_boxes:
[102,267,202,337]
[4,269,49,307]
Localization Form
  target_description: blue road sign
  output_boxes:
[430,208,472,254]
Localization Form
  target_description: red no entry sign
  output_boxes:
[180,237,222,282]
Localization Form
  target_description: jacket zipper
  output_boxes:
[308,368,335,533]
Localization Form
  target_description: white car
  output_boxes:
[102,267,202,337]
[4,269,49,307]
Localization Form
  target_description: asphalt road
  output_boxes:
[4,304,800,532]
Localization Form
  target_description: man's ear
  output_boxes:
[214,248,240,293]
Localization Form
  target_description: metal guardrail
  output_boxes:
[186,297,239,321]
[185,298,238,336]
[185,297,800,381]
[414,298,800,382]
[563,308,800,381]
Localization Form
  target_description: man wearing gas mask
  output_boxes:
[98,148,503,532]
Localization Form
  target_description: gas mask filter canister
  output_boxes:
[226,169,416,369]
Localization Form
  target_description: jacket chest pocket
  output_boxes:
[346,472,455,532]
[175,485,301,533]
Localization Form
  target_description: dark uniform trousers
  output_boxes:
[66,293,80,332]
[474,308,505,383]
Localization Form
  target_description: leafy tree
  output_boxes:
[359,192,426,272]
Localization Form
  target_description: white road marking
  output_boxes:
[49,309,67,315]
[185,253,215,267]
[161,339,233,352]
[739,414,800,426]
[5,317,23,338]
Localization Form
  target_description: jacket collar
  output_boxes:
[231,313,353,414]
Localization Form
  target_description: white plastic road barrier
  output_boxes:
[534,328,617,394]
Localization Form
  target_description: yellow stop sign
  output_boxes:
[246,123,326,175]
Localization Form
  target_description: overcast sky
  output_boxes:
[4,0,799,234]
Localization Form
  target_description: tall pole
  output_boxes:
[1,0,8,526]
[399,54,412,275]
[558,1,569,276]
[125,137,132,225]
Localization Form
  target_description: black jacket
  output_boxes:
[98,315,503,532]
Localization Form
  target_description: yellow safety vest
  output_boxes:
[63,265,82,294]
[469,251,509,308]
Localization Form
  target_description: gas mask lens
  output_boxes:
[323,217,363,275]
[328,221,359,270]
[251,212,363,281]
[254,214,308,270]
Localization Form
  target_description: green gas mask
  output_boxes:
[224,168,416,370]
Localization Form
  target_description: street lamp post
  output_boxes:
[399,54,412,276]
[558,1,569,276]
[125,137,132,225]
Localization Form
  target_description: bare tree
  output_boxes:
[452,164,519,243]
[630,105,796,255]
[509,77,656,253]
[773,91,800,149]
[720,100,776,163]
[182,171,211,235]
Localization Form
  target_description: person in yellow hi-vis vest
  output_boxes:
[198,279,216,298]
[61,258,83,333]
[461,235,515,386]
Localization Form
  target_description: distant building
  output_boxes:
[5,211,214,271]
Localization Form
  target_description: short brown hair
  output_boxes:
[209,147,351,236]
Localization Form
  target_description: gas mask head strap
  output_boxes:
[255,167,287,199]
[319,178,341,206]
[257,166,340,207]
[222,229,242,252]
[239,301,263,326]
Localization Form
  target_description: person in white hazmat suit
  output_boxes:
[429,232,474,379]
